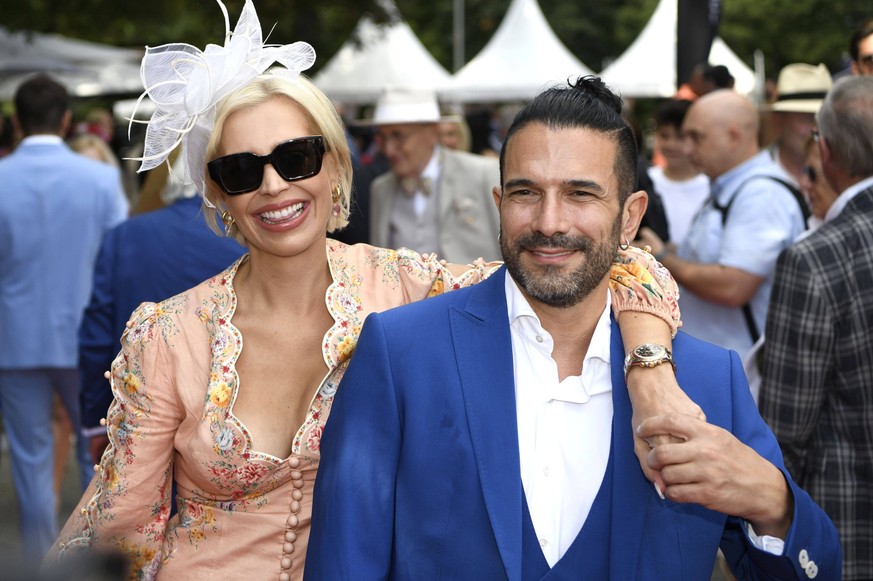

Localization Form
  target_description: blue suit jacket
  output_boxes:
[78,196,245,430]
[0,139,127,368]
[307,267,840,580]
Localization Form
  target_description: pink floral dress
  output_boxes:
[48,240,678,580]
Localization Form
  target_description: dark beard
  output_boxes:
[500,216,622,309]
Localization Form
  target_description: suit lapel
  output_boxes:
[608,320,658,579]
[450,268,523,581]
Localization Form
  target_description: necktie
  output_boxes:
[399,176,432,198]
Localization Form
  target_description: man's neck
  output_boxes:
[524,281,610,380]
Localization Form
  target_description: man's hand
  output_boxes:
[638,413,794,539]
[635,227,668,259]
[625,364,705,493]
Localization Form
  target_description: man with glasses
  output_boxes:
[638,90,808,361]
[849,18,873,76]
[760,75,873,581]
[365,88,501,263]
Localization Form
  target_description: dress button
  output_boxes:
[288,457,300,468]
[284,531,297,543]
[279,573,290,581]
[290,470,302,479]
[287,515,299,528]
[543,466,550,477]
[281,557,292,570]
[539,539,548,548]
[292,489,303,501]
[290,500,300,513]
[536,334,544,343]
[798,549,809,567]
[292,479,304,489]
[805,561,818,578]
[283,542,295,553]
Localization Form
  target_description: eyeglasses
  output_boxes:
[207,136,327,195]
[374,127,421,149]
[803,165,817,183]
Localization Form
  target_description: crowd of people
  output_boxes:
[0,1,871,579]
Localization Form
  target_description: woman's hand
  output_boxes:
[625,364,705,493]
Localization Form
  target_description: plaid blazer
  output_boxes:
[760,184,873,580]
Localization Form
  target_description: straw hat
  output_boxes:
[357,88,444,125]
[768,63,832,114]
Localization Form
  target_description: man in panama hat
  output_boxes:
[365,88,501,263]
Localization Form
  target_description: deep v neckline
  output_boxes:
[219,248,344,463]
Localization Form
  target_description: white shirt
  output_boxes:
[647,165,710,245]
[412,147,441,217]
[824,175,873,224]
[506,273,613,567]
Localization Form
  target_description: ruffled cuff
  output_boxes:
[609,245,681,337]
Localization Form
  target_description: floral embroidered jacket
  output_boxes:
[48,240,679,581]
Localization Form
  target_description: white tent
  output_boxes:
[598,0,756,98]
[0,26,143,100]
[440,0,594,102]
[312,15,452,104]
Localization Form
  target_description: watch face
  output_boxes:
[635,344,665,359]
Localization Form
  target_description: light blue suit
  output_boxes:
[307,267,841,580]
[0,137,126,559]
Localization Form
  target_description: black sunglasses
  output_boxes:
[207,135,327,195]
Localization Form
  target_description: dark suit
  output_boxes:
[760,184,873,580]
[79,196,245,432]
[308,267,840,580]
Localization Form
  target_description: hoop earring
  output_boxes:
[221,210,235,236]
[619,237,630,251]
[331,183,342,217]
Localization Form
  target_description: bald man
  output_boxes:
[639,90,807,359]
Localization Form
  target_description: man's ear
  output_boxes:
[59,110,72,137]
[492,185,502,210]
[622,190,648,241]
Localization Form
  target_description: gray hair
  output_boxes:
[816,76,873,178]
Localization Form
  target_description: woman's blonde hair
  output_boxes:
[68,133,120,168]
[203,73,352,245]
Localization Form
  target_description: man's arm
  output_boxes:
[659,254,764,307]
[637,349,841,579]
[637,227,765,307]
[306,313,400,580]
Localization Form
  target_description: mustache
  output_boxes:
[513,232,593,251]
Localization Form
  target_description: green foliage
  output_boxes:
[0,0,866,80]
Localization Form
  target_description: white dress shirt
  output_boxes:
[506,273,613,567]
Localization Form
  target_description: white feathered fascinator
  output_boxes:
[130,0,316,206]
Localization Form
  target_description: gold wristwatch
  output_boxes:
[623,343,675,381]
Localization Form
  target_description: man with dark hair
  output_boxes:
[760,75,873,581]
[306,77,840,580]
[0,74,127,559]
[849,18,873,76]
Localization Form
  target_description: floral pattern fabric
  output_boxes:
[47,240,678,580]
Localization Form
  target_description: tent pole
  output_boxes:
[453,0,465,72]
